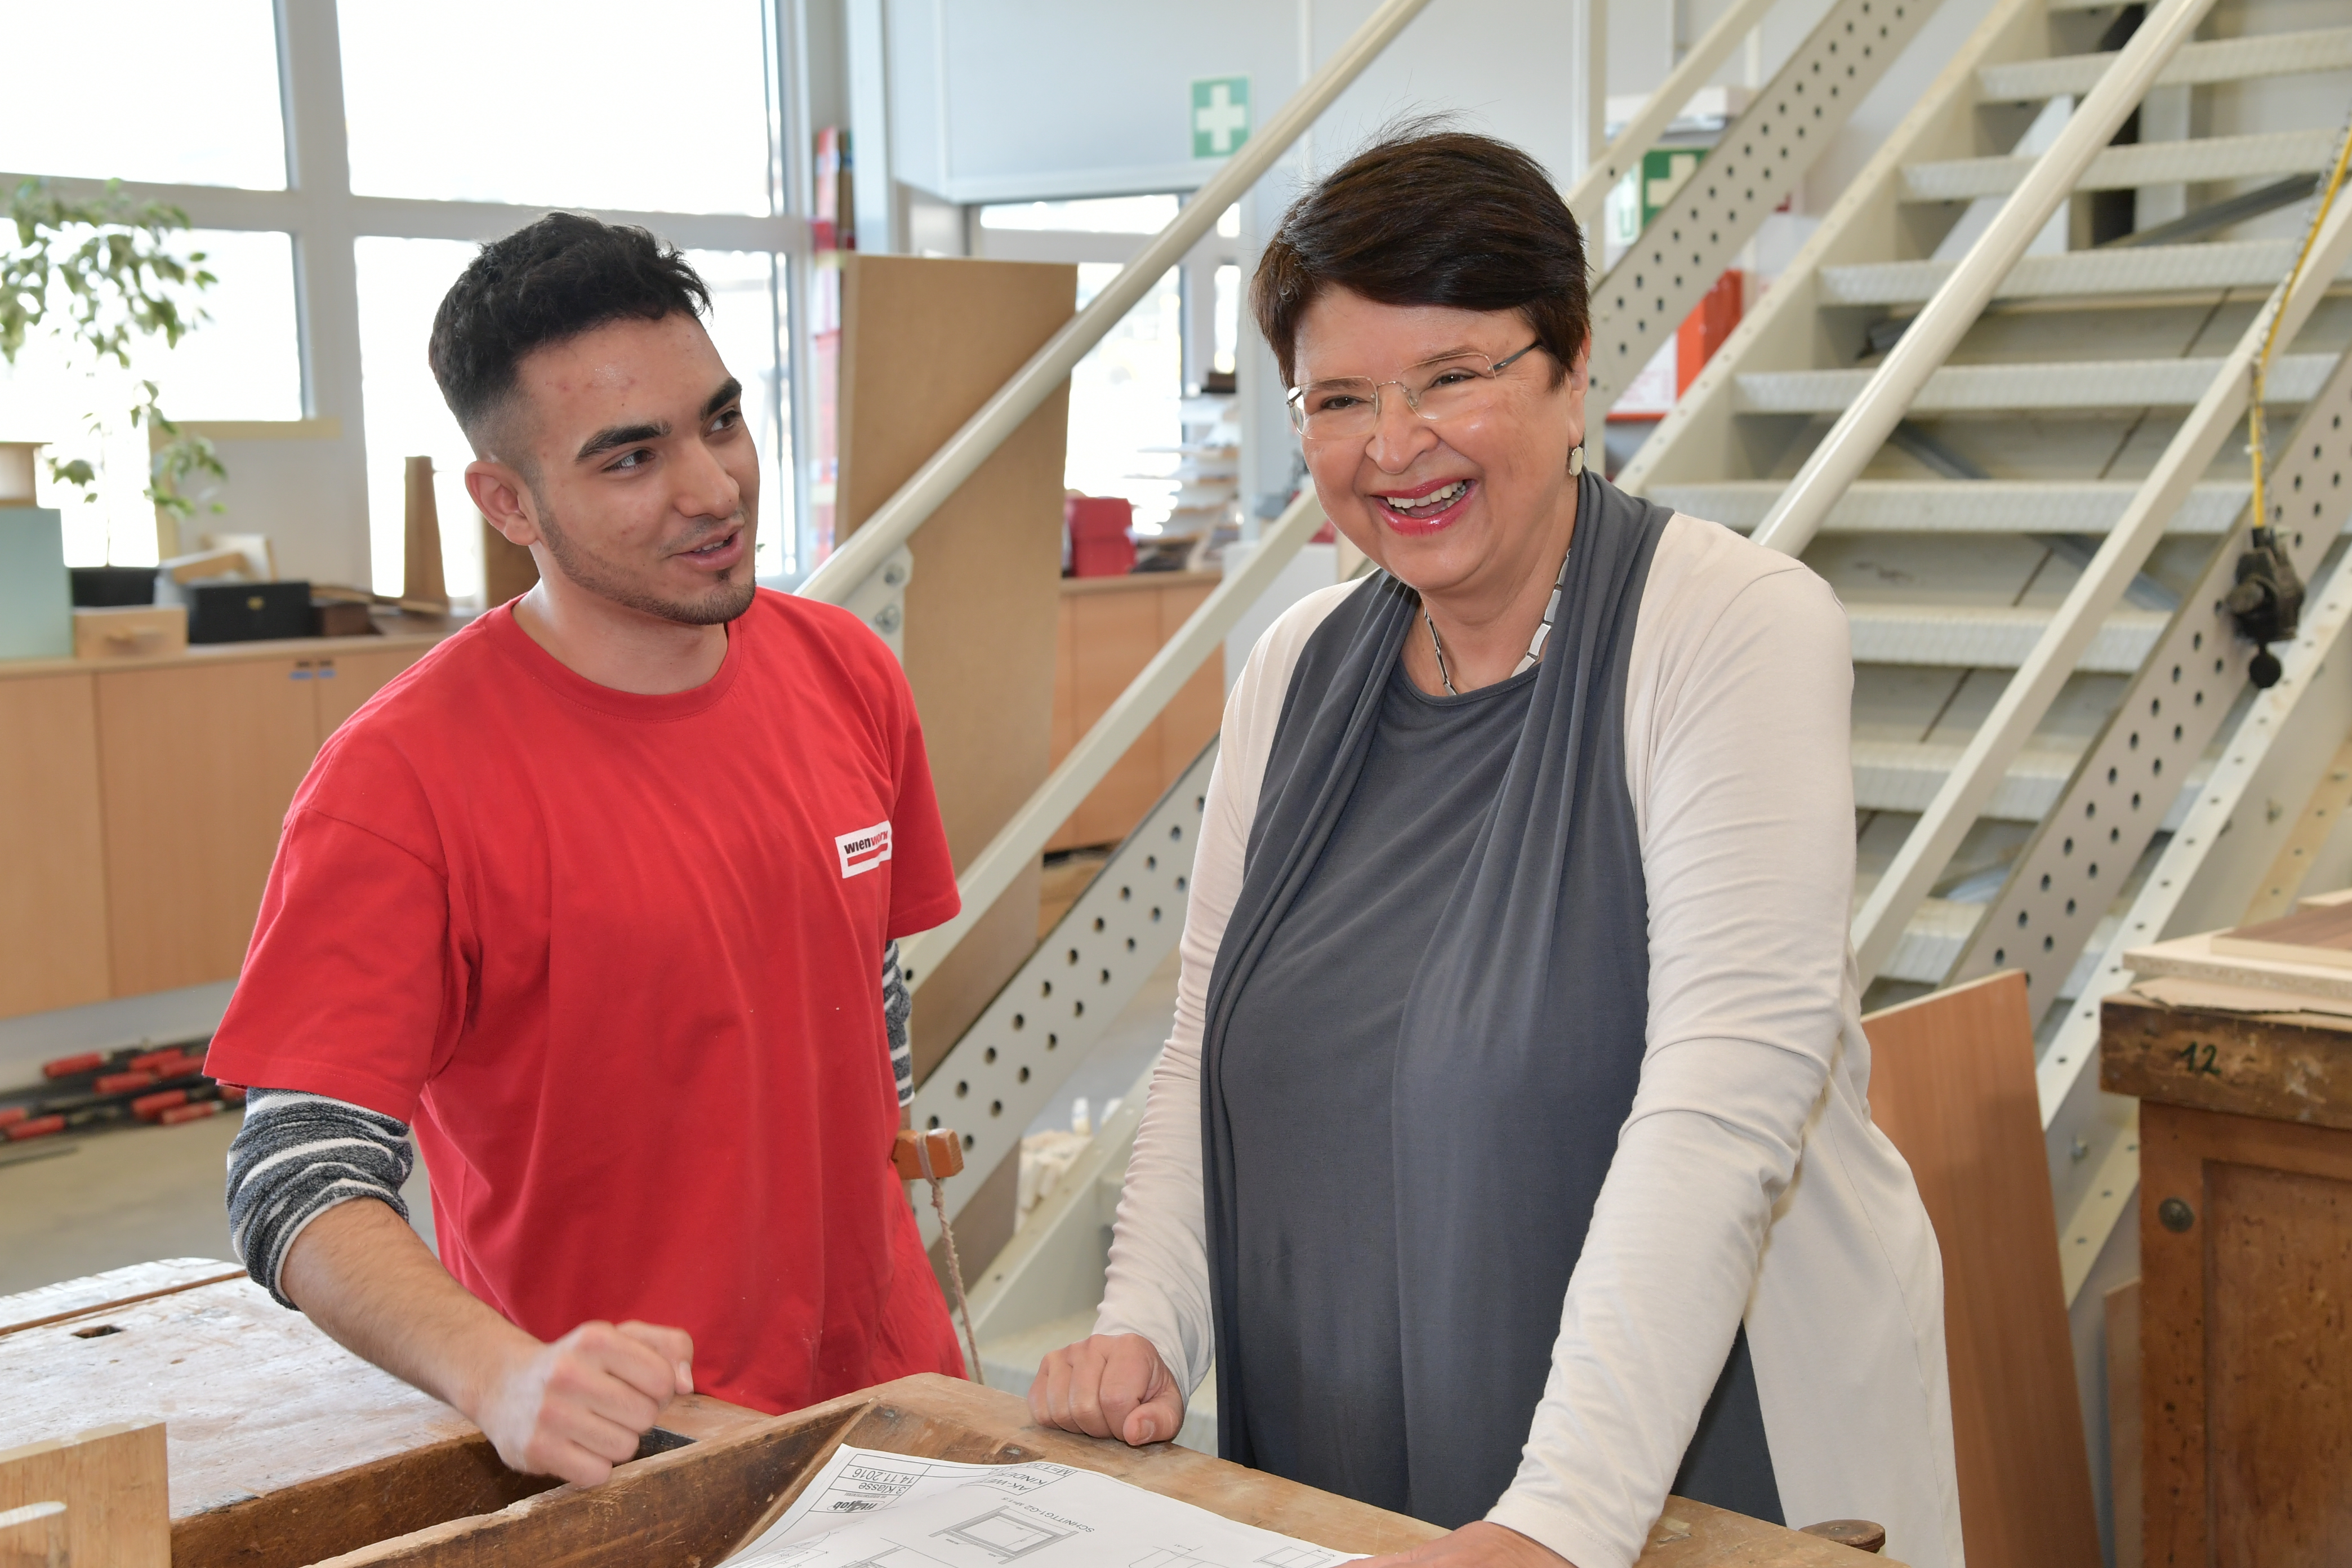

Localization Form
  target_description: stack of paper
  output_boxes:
[726,1444,1362,1568]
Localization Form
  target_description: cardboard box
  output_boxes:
[73,605,189,661]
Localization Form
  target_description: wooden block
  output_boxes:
[71,606,187,662]
[0,1423,167,1568]
[0,1502,67,1568]
[1863,971,2102,1568]
[2105,1279,2141,1568]
[893,1127,966,1180]
[158,549,250,586]
[401,457,447,609]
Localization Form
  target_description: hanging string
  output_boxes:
[915,1132,986,1387]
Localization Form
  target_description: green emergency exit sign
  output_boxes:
[1191,77,1250,159]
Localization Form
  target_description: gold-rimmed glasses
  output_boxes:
[1285,341,1544,439]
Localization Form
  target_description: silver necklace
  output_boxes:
[1422,546,1570,697]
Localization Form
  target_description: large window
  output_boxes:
[1,2,287,190]
[7,1,802,590]
[336,0,774,215]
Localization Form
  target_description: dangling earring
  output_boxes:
[1568,445,1587,477]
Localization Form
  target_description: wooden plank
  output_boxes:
[2212,898,2352,968]
[0,1258,241,1337]
[2140,1101,2352,1566]
[2104,1279,2141,1568]
[0,672,110,1017]
[1863,971,2102,1568]
[96,660,319,995]
[2101,990,2352,1128]
[0,1422,168,1568]
[0,1501,66,1568]
[314,1374,1876,1567]
[837,255,1073,1081]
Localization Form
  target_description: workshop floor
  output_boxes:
[0,1112,436,1298]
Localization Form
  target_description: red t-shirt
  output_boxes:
[206,590,965,1413]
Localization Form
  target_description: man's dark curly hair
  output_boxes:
[428,212,710,446]
[1252,123,1587,390]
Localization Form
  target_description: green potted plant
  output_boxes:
[1,177,226,546]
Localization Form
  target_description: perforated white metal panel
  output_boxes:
[1948,347,2352,1005]
[907,744,1216,1242]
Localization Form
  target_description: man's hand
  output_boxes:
[469,1319,696,1487]
[1353,1522,1574,1567]
[1028,1333,1184,1446]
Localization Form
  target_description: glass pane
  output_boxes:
[0,229,303,568]
[684,250,794,582]
[0,2,286,189]
[338,0,772,215]
[980,196,1180,234]
[1066,263,1182,536]
[357,237,794,600]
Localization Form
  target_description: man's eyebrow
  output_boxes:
[702,377,743,419]
[575,420,667,464]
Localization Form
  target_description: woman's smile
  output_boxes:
[1370,475,1478,534]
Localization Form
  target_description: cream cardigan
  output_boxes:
[1092,512,1965,1568]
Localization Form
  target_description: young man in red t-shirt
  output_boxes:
[210,213,965,1486]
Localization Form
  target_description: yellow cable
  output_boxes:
[2251,112,2352,538]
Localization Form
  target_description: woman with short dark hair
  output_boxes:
[1031,129,1961,1568]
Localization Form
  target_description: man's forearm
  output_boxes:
[280,1197,538,1419]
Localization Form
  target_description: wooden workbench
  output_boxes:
[1,1260,1885,1566]
[2102,989,2352,1565]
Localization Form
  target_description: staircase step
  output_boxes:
[1819,238,2319,306]
[1732,353,2334,413]
[1855,739,2078,822]
[1979,27,2352,100]
[1846,604,2166,672]
[1651,480,2253,536]
[1903,128,2338,202]
[1880,897,1984,985]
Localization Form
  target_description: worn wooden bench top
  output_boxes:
[2102,987,2352,1128]
[1,1265,1885,1566]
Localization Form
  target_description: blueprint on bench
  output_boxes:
[724,1443,1365,1568]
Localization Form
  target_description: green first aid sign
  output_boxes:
[1191,77,1250,159]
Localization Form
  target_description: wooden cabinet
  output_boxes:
[0,674,111,1015]
[1048,573,1225,851]
[2104,993,2352,1565]
[0,634,434,1013]
[97,658,326,996]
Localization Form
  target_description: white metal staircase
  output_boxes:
[1620,0,2352,1317]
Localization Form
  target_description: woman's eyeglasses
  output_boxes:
[1285,341,1544,439]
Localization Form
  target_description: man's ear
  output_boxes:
[467,458,541,547]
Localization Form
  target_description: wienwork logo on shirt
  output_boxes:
[835,821,893,878]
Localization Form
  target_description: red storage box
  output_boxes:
[1064,495,1135,578]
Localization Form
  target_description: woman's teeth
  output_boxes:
[1382,480,1467,514]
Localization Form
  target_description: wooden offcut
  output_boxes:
[400,457,448,610]
[2212,898,2352,969]
[1861,970,2102,1568]
[836,254,1075,1290]
[0,1501,66,1568]
[0,1423,167,1568]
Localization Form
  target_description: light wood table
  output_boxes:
[2102,991,2352,1565]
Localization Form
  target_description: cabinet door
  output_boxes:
[314,647,424,738]
[1065,589,1166,847]
[2142,1101,2352,1566]
[0,674,110,1015]
[1156,582,1224,789]
[97,660,320,996]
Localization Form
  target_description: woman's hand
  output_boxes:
[1353,1522,1573,1567]
[1027,1332,1184,1446]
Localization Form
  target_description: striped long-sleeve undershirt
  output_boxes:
[225,1089,413,1307]
[225,960,917,1307]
